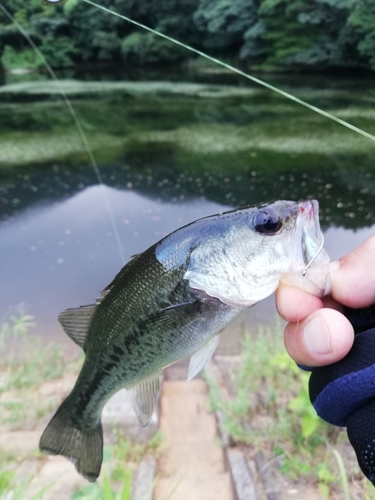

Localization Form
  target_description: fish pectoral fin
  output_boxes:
[58,305,96,349]
[128,371,163,427]
[187,333,221,381]
[151,301,202,331]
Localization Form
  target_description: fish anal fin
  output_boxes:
[188,333,221,381]
[128,371,163,427]
[58,305,96,349]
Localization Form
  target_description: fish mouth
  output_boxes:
[297,200,328,269]
[280,200,330,296]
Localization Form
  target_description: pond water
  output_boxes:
[1,69,375,352]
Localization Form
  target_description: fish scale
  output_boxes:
[40,200,329,481]
[58,243,238,426]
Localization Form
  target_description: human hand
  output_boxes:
[276,235,375,367]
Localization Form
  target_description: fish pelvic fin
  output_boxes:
[58,305,96,349]
[188,333,221,381]
[128,371,163,427]
[39,400,103,482]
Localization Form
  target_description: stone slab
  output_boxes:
[154,379,234,500]
[132,455,156,500]
[227,448,258,500]
[102,389,158,443]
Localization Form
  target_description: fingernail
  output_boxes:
[303,316,332,355]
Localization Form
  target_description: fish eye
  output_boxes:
[253,209,282,234]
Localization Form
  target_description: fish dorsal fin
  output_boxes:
[96,289,109,305]
[187,333,221,381]
[103,253,142,294]
[128,371,163,427]
[58,305,96,349]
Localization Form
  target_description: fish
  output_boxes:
[39,199,329,482]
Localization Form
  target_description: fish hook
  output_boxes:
[302,235,325,276]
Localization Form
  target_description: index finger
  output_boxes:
[276,282,324,323]
[277,235,375,322]
[330,235,375,308]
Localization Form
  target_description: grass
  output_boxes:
[0,447,54,499]
[71,471,132,500]
[0,308,164,499]
[205,324,367,497]
[71,430,163,499]
[0,306,68,429]
[0,308,72,497]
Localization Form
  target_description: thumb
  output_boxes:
[284,308,354,367]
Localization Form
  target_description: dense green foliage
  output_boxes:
[1,0,375,71]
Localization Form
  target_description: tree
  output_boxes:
[121,0,200,65]
[64,0,126,62]
[258,0,358,69]
[0,0,373,72]
[0,0,75,67]
[194,0,260,59]
[348,0,375,70]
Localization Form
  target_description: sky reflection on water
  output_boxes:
[0,185,228,341]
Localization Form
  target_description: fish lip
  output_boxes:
[280,199,330,296]
[297,199,327,267]
[298,199,318,226]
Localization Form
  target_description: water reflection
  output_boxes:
[0,185,229,341]
[2,161,375,230]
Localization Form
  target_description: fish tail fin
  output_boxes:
[39,400,103,482]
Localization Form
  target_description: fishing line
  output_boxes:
[83,0,375,145]
[0,2,126,265]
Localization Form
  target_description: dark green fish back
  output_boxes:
[87,244,190,366]
[65,245,195,421]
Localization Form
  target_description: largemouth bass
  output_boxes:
[39,199,329,481]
